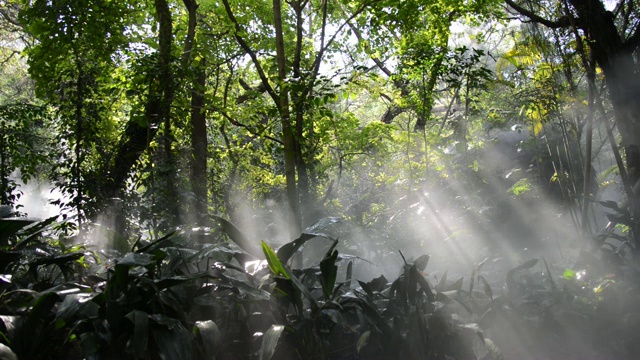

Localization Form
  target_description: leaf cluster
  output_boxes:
[0,213,503,360]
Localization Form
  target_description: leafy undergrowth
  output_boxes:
[0,215,638,359]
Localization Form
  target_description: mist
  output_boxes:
[10,173,62,220]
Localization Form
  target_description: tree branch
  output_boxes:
[221,0,279,105]
[0,5,21,27]
[214,107,283,145]
[504,0,571,28]
[304,0,381,102]
[623,24,640,52]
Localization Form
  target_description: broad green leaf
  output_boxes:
[212,215,261,258]
[0,218,36,246]
[477,275,493,301]
[320,248,339,299]
[117,253,155,267]
[436,270,448,292]
[414,254,430,272]
[0,343,17,360]
[357,330,370,354]
[155,273,214,291]
[412,266,435,302]
[260,325,285,360]
[125,310,149,359]
[511,258,539,272]
[56,293,95,320]
[151,321,193,360]
[276,232,333,266]
[448,277,464,291]
[12,216,58,250]
[194,320,220,359]
[135,232,176,253]
[228,277,271,300]
[543,258,558,294]
[262,241,289,279]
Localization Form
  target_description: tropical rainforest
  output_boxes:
[1,0,640,359]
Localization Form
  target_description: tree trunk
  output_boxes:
[274,0,302,238]
[566,0,640,185]
[291,1,314,226]
[190,59,208,226]
[0,122,7,205]
[72,46,85,224]
[155,0,178,225]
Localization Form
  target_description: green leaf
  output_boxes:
[477,275,493,301]
[260,325,285,360]
[125,310,149,359]
[56,293,95,320]
[543,258,558,294]
[262,241,289,279]
[357,330,370,354]
[414,254,430,272]
[563,269,576,279]
[151,321,193,360]
[212,215,261,258]
[436,270,448,292]
[411,266,435,302]
[320,247,339,300]
[118,253,155,267]
[12,216,58,250]
[448,277,464,291]
[135,232,176,253]
[194,321,220,359]
[0,218,36,246]
[276,232,333,266]
[0,343,17,360]
[155,273,214,291]
[511,258,539,272]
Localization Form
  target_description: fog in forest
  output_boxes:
[4,0,640,359]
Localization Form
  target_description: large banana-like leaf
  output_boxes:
[211,215,262,258]
[194,320,220,359]
[260,324,285,360]
[125,309,149,360]
[0,218,36,247]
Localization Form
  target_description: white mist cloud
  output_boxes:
[11,175,62,219]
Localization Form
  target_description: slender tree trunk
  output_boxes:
[274,0,302,238]
[563,0,640,245]
[0,122,7,205]
[291,1,314,226]
[73,48,85,225]
[566,0,640,185]
[190,58,208,225]
[155,0,179,225]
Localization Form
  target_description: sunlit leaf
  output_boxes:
[118,253,155,267]
[563,269,576,279]
[194,320,220,359]
[357,330,370,354]
[260,325,285,360]
[262,241,289,279]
